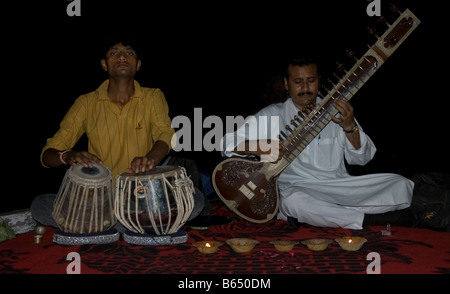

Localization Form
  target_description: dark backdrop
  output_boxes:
[2,0,448,212]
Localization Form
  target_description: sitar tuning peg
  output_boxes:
[346,50,358,62]
[322,84,331,93]
[285,125,293,133]
[378,16,391,28]
[390,3,402,15]
[336,62,347,73]
[279,131,288,140]
[297,111,305,120]
[367,27,380,39]
[332,73,342,80]
[327,78,336,87]
[326,77,338,92]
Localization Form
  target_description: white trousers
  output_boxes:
[277,173,413,230]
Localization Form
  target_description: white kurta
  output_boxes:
[221,97,413,229]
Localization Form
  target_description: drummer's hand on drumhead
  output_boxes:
[64,151,103,168]
[126,156,155,174]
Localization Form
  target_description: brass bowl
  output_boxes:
[301,238,333,251]
[335,236,367,251]
[270,240,299,252]
[226,238,259,253]
[192,241,223,254]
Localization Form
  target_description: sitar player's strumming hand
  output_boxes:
[233,139,284,163]
[331,99,361,150]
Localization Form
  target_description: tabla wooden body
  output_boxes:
[115,166,195,235]
[52,163,116,234]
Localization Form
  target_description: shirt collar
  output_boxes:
[97,79,144,101]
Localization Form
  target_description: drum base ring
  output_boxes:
[123,229,188,246]
[53,228,120,246]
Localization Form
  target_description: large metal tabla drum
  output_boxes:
[52,163,119,245]
[115,165,195,245]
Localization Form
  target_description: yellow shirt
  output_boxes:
[41,80,175,179]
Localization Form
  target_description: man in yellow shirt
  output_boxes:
[41,40,173,175]
[31,38,204,234]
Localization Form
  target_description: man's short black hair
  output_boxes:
[102,34,142,59]
[284,56,320,79]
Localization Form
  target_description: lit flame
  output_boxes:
[348,239,353,243]
[205,242,211,248]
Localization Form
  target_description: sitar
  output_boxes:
[212,7,421,223]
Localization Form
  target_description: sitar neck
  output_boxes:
[279,8,420,164]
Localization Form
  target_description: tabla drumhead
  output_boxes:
[71,162,111,181]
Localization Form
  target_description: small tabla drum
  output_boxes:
[52,163,119,245]
[115,165,195,245]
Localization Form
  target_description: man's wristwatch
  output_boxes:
[344,125,359,133]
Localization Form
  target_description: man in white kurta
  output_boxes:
[221,58,413,230]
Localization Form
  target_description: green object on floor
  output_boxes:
[0,220,16,243]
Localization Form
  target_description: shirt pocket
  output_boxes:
[313,136,343,171]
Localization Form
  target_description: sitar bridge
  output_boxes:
[239,181,257,199]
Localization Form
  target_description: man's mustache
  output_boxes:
[298,91,314,97]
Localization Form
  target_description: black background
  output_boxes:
[2,0,448,213]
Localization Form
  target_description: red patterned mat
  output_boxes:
[1,204,449,275]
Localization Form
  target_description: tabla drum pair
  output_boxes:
[52,163,194,245]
